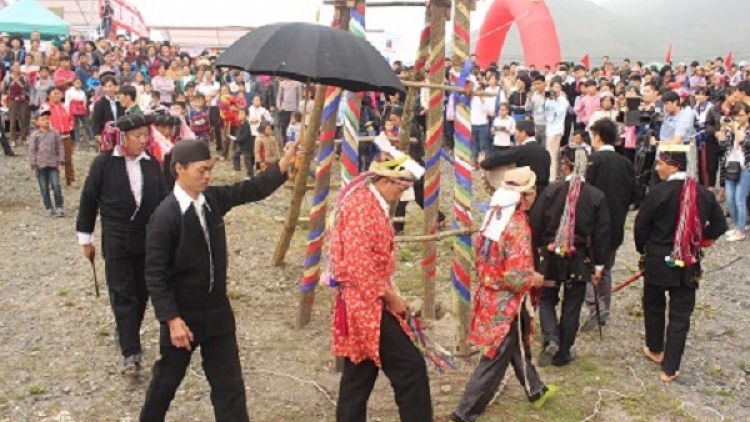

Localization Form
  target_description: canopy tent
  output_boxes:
[0,0,70,39]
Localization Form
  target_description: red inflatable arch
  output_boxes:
[475,0,561,69]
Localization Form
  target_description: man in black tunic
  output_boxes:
[140,139,303,422]
[634,148,726,382]
[530,148,610,367]
[480,121,552,194]
[76,114,167,375]
[581,118,637,332]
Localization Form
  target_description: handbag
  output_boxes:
[726,161,742,182]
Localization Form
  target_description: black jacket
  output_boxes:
[481,139,551,192]
[586,149,637,250]
[91,97,125,137]
[530,179,610,279]
[76,151,167,241]
[145,163,287,344]
[634,179,726,286]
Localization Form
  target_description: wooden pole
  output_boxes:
[296,3,350,329]
[272,84,326,267]
[422,0,449,320]
[397,6,430,153]
[450,0,473,356]
[400,80,498,96]
[396,228,477,243]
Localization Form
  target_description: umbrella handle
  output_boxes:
[89,259,100,298]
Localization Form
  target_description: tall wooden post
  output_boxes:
[340,0,366,184]
[296,3,350,329]
[450,0,474,354]
[398,6,431,153]
[422,0,449,320]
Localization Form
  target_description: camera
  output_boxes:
[722,116,734,125]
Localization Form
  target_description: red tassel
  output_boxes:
[334,292,348,337]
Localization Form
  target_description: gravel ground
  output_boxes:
[0,146,747,422]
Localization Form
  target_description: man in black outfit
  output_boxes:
[76,114,167,375]
[634,148,726,382]
[389,106,446,233]
[581,118,637,332]
[91,75,124,146]
[530,148,610,367]
[480,120,551,194]
[140,139,304,422]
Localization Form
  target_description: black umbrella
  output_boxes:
[214,22,404,94]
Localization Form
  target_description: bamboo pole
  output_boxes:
[400,80,497,96]
[396,228,477,243]
[272,84,326,267]
[450,0,473,356]
[421,0,449,320]
[297,3,350,330]
[397,5,430,153]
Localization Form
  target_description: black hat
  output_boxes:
[658,151,687,171]
[114,114,155,132]
[171,139,212,173]
[154,114,180,127]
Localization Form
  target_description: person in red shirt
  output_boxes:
[326,155,433,422]
[46,86,75,185]
[53,56,76,92]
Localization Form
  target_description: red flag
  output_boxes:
[665,44,673,63]
[581,54,590,70]
[725,51,734,69]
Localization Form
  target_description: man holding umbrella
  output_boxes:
[140,139,304,422]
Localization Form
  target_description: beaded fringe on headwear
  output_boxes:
[99,121,126,153]
[666,144,703,268]
[549,149,587,257]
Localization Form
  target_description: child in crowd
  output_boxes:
[470,83,491,164]
[139,83,153,112]
[491,102,516,151]
[286,111,302,144]
[65,78,92,144]
[189,93,210,143]
[46,86,74,185]
[149,91,161,111]
[29,105,64,217]
[254,120,279,172]
[86,68,101,97]
[570,130,592,155]
[233,107,254,178]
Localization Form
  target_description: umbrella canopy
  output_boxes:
[215,22,404,95]
[0,0,70,39]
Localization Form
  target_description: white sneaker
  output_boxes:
[728,232,746,242]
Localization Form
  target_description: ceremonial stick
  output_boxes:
[613,271,643,293]
[88,257,100,298]
[593,283,603,340]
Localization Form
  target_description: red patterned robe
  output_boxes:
[329,183,412,367]
[469,208,538,359]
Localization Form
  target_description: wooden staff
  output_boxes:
[290,82,311,180]
[421,0,449,320]
[272,84,326,267]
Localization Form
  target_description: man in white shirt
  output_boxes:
[76,114,167,376]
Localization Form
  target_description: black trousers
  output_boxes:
[643,282,696,376]
[233,141,255,177]
[209,106,223,151]
[394,180,446,232]
[277,110,292,143]
[444,119,455,150]
[454,306,545,422]
[102,231,148,358]
[336,312,433,422]
[540,278,587,361]
[141,332,248,422]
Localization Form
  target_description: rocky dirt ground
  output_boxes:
[0,146,747,422]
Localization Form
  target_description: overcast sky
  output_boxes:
[127,0,607,61]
